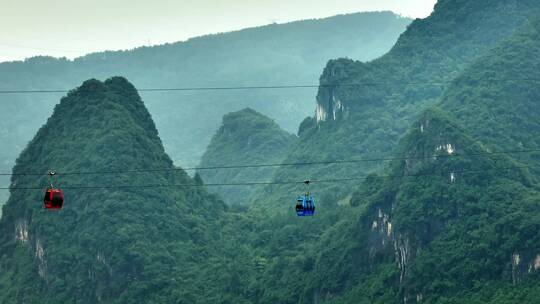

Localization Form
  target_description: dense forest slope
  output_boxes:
[2,77,538,303]
[198,108,296,205]
[329,109,540,303]
[213,110,540,304]
[438,16,540,174]
[0,11,410,187]
[253,0,540,208]
[0,78,242,303]
[220,3,540,303]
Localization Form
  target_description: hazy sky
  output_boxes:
[0,0,436,62]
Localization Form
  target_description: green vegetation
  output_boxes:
[198,108,296,205]
[2,0,540,303]
[0,78,233,303]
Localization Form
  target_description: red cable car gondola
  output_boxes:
[44,188,64,209]
[43,171,64,210]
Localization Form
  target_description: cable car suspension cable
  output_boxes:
[1,163,535,191]
[1,78,540,94]
[2,147,540,177]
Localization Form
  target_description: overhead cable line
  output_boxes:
[1,164,534,191]
[1,78,540,94]
[0,83,437,94]
[2,147,540,177]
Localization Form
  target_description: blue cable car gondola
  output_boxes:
[295,180,315,216]
[296,195,315,216]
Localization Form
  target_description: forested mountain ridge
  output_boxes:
[301,9,540,303]
[220,3,540,303]
[0,78,239,303]
[213,110,540,304]
[333,108,540,303]
[317,0,540,119]
[198,108,297,205]
[438,16,540,174]
[2,76,539,303]
[253,0,540,209]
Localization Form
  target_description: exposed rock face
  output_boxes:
[316,87,348,123]
[15,219,28,242]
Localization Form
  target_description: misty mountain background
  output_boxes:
[0,11,410,208]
